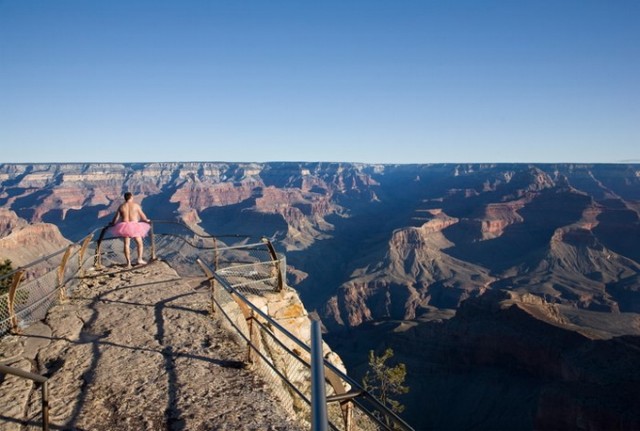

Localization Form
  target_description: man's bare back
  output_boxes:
[117,201,148,223]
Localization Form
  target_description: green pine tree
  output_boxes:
[362,347,410,419]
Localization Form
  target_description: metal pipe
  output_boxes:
[310,319,328,431]
[0,364,49,431]
[213,263,415,431]
[42,380,50,431]
[326,390,363,403]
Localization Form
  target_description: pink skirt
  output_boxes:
[109,221,151,238]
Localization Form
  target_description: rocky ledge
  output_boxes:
[0,261,304,430]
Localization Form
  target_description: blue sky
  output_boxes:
[0,0,638,164]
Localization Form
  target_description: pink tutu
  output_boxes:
[109,221,151,238]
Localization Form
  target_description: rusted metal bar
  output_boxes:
[326,390,363,403]
[247,310,256,364]
[262,238,283,291]
[94,226,109,269]
[57,245,74,302]
[213,237,219,272]
[42,380,50,431]
[149,221,157,261]
[196,258,216,315]
[0,364,49,431]
[78,234,93,276]
[7,270,24,333]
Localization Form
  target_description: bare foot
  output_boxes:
[137,259,147,265]
[126,263,133,269]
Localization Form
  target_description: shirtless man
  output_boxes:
[109,192,151,268]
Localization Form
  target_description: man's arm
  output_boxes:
[110,206,121,225]
[137,205,150,223]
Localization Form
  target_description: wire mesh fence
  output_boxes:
[0,293,11,336]
[211,265,412,431]
[0,233,96,337]
[1,220,414,431]
[216,259,284,294]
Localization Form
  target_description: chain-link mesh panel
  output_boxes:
[210,278,315,430]
[216,260,283,294]
[1,221,413,430]
[0,232,100,338]
[253,311,388,431]
[212,267,409,431]
[0,293,10,335]
[0,264,65,336]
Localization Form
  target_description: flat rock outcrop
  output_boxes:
[0,261,302,431]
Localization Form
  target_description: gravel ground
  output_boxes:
[0,261,304,431]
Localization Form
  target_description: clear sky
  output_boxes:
[0,1,638,164]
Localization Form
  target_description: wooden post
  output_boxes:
[57,245,74,303]
[7,270,24,333]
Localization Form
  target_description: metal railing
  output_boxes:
[209,263,413,431]
[0,364,49,431]
[0,233,94,336]
[1,220,413,431]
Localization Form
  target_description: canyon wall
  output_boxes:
[2,162,640,429]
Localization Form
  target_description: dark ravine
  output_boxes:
[2,162,640,429]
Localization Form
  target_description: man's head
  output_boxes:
[124,192,133,201]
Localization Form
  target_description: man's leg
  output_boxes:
[135,237,146,264]
[123,237,131,268]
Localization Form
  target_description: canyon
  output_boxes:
[1,162,639,429]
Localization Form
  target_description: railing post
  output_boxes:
[247,310,256,364]
[311,319,329,431]
[57,245,73,303]
[42,380,50,431]
[94,226,109,269]
[213,237,219,272]
[196,259,216,315]
[149,221,157,261]
[262,238,283,292]
[8,270,25,333]
[78,234,93,276]
[0,364,49,431]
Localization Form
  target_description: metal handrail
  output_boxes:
[311,319,329,431]
[0,247,68,283]
[210,262,414,431]
[0,364,49,431]
[2,220,415,431]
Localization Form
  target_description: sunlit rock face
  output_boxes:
[2,162,640,430]
[1,162,639,323]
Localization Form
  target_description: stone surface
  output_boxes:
[0,261,303,431]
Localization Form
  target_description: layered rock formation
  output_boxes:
[2,162,640,429]
[376,290,640,430]
[0,209,70,267]
[1,162,639,324]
